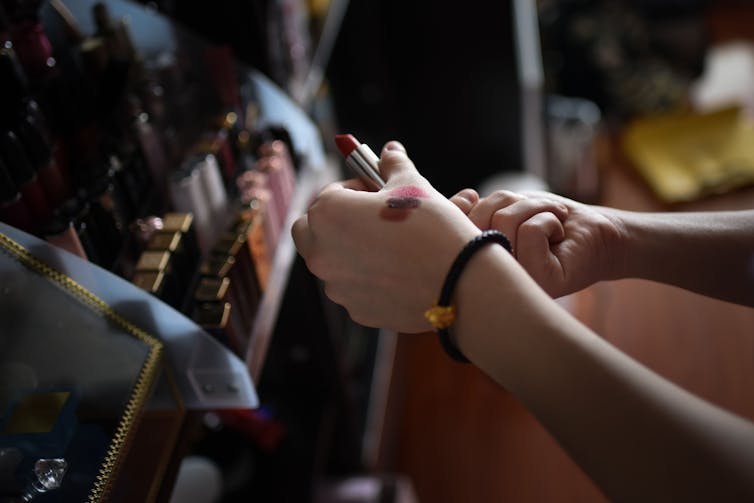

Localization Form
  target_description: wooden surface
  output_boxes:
[377,133,754,502]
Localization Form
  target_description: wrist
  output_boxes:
[595,206,634,281]
[424,230,512,362]
[450,242,524,364]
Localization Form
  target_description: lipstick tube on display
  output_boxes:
[200,254,254,336]
[43,215,89,260]
[193,277,246,354]
[168,164,210,253]
[334,134,385,189]
[0,158,35,233]
[1,130,52,225]
[17,115,71,208]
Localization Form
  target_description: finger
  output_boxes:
[382,140,406,154]
[378,140,420,183]
[489,198,569,248]
[449,188,479,215]
[515,212,565,287]
[466,190,525,228]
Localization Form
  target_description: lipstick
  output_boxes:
[334,134,385,189]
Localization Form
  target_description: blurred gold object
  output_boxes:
[622,106,754,202]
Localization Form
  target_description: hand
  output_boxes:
[450,189,626,297]
[292,142,480,332]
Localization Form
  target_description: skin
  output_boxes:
[451,188,754,305]
[292,141,754,502]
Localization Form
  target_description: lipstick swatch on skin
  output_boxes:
[381,185,429,221]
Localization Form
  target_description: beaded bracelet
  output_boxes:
[424,230,512,363]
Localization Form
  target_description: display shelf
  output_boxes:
[245,155,338,382]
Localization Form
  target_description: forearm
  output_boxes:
[452,247,754,501]
[612,209,754,306]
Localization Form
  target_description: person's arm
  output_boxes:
[452,190,754,306]
[452,243,754,502]
[293,142,754,501]
[617,210,754,307]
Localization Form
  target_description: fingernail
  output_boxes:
[383,141,406,153]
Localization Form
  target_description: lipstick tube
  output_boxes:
[199,254,254,338]
[0,158,35,233]
[17,115,71,208]
[193,277,246,354]
[43,215,88,260]
[334,134,385,189]
[147,230,192,298]
[211,230,262,309]
[192,301,238,351]
[1,130,52,226]
[135,250,180,309]
[162,212,200,273]
[168,163,211,253]
[132,270,166,299]
[194,153,229,225]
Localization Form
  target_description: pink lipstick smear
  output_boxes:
[380,185,428,221]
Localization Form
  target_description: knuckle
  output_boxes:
[488,190,519,205]
[490,208,514,229]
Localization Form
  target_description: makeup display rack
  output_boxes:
[0,0,390,501]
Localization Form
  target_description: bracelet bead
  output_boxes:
[425,230,512,363]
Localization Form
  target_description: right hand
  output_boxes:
[450,189,627,297]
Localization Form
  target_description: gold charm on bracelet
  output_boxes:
[424,304,456,329]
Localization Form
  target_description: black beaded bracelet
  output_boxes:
[424,230,512,363]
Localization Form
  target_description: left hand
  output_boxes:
[450,188,625,297]
[292,141,480,332]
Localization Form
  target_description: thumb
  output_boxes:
[378,141,422,186]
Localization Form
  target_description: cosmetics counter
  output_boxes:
[0,0,387,501]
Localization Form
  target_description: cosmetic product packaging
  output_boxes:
[193,276,246,354]
[162,212,199,272]
[0,157,35,233]
[115,149,151,213]
[131,269,166,300]
[9,15,56,83]
[135,249,180,309]
[192,301,237,351]
[195,126,237,184]
[0,130,52,226]
[200,253,255,338]
[202,45,242,113]
[91,2,136,64]
[56,198,102,264]
[168,163,211,253]
[81,170,129,268]
[0,43,30,127]
[194,153,229,227]
[258,139,296,200]
[211,230,262,311]
[255,154,290,231]
[133,111,169,196]
[236,204,271,290]
[1,389,78,463]
[146,230,193,298]
[17,114,71,208]
[42,214,88,260]
[238,172,279,256]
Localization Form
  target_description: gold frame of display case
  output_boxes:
[0,231,163,503]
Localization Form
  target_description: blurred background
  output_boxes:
[2,0,754,501]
